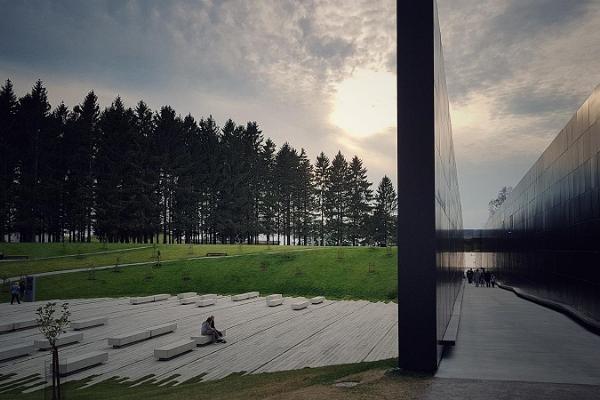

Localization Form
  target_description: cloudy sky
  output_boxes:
[1,0,599,227]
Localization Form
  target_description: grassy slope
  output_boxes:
[34,247,397,302]
[0,243,318,277]
[0,359,402,400]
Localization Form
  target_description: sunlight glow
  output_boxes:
[330,69,396,138]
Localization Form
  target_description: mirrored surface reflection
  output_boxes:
[479,85,600,321]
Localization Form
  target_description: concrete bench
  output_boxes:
[148,323,177,337]
[180,296,198,305]
[58,351,108,376]
[108,330,151,348]
[232,292,259,301]
[35,332,83,350]
[191,329,227,346]
[266,294,283,307]
[310,296,325,304]
[292,300,309,310]
[130,294,170,304]
[177,292,197,300]
[0,344,35,361]
[206,252,227,257]
[154,339,196,360]
[14,319,38,330]
[71,317,107,330]
[130,296,154,305]
[0,318,40,332]
[196,294,216,307]
[0,322,13,333]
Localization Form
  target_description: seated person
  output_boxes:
[201,315,226,343]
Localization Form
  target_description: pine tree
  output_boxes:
[293,149,314,245]
[347,156,372,246]
[64,91,99,242]
[0,80,18,242]
[275,143,299,245]
[314,152,330,246]
[325,151,350,245]
[14,80,51,242]
[372,175,397,246]
[260,139,278,244]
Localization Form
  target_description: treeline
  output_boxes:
[0,80,397,245]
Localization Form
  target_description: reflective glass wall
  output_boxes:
[398,0,464,373]
[483,85,600,321]
[434,3,464,351]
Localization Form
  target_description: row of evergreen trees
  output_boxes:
[0,80,397,245]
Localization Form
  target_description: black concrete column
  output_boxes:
[397,0,438,373]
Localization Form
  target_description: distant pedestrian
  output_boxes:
[10,282,20,304]
[467,269,474,284]
[484,270,491,287]
[19,280,25,300]
[491,273,497,288]
[478,268,485,287]
[474,269,481,287]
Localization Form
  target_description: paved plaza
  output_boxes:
[437,284,600,385]
[0,294,397,393]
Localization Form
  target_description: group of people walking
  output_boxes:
[9,280,26,304]
[466,268,496,288]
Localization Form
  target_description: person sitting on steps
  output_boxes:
[201,315,226,343]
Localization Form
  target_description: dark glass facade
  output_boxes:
[483,85,600,322]
[398,0,464,372]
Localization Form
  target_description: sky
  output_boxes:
[1,0,599,228]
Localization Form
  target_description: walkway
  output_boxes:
[0,295,397,393]
[436,283,600,385]
[6,248,324,281]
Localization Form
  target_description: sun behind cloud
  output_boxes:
[330,69,396,138]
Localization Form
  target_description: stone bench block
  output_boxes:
[108,330,150,348]
[267,297,284,307]
[180,296,198,305]
[71,317,107,330]
[58,351,108,376]
[310,296,325,304]
[13,319,38,330]
[153,294,170,302]
[177,292,197,300]
[247,291,259,298]
[0,323,14,332]
[198,294,217,300]
[154,339,196,360]
[148,323,177,337]
[266,294,282,301]
[292,301,309,310]
[196,298,216,307]
[35,332,83,350]
[130,296,154,305]
[191,329,227,346]
[0,344,35,361]
[232,293,249,301]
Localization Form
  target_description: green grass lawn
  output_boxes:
[0,243,320,277]
[0,359,402,400]
[31,247,397,302]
